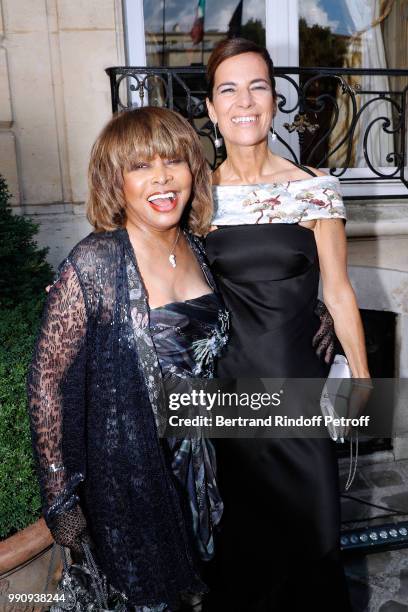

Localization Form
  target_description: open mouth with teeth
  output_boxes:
[231,115,259,125]
[147,191,178,212]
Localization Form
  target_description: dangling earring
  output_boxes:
[270,117,277,142]
[213,122,223,148]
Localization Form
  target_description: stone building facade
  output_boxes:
[0,0,124,220]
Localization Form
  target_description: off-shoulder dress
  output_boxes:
[203,171,352,611]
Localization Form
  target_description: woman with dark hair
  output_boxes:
[202,38,371,611]
[27,106,229,611]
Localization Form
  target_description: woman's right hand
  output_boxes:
[48,505,92,555]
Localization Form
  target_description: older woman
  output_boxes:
[27,107,229,611]
[202,38,371,611]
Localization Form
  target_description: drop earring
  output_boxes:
[213,122,223,148]
[271,117,277,142]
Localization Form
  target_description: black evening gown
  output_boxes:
[203,173,352,612]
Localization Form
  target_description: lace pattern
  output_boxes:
[27,260,87,524]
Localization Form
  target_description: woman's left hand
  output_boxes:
[341,380,373,440]
[348,380,373,419]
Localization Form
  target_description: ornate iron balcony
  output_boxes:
[106,66,408,197]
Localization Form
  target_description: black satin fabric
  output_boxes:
[203,224,352,612]
[207,224,326,378]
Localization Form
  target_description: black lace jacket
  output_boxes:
[27,228,217,608]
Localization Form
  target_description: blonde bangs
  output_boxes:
[119,113,189,172]
[87,107,213,235]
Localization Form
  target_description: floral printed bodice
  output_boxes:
[212,175,346,226]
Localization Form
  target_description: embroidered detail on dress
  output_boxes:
[192,309,229,377]
[212,175,346,226]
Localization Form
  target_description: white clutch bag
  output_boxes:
[320,354,359,491]
[320,354,352,443]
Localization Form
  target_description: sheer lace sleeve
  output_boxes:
[27,259,87,527]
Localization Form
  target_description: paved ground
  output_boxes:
[340,451,408,611]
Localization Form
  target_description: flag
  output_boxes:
[228,0,243,38]
[191,0,206,44]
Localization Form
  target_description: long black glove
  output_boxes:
[313,300,335,364]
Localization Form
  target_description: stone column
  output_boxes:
[0,1,20,206]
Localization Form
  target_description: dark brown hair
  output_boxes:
[206,38,277,101]
[87,107,212,236]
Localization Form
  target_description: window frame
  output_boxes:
[266,0,408,199]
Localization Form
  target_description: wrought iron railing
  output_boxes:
[106,66,408,196]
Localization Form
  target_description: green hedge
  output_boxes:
[0,175,53,538]
[0,303,44,538]
[0,176,53,309]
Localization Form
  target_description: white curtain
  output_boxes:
[337,0,394,167]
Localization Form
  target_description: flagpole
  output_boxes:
[201,1,205,64]
[190,0,205,63]
[162,0,166,65]
[201,34,204,64]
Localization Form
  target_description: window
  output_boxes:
[268,0,408,196]
[142,0,265,67]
